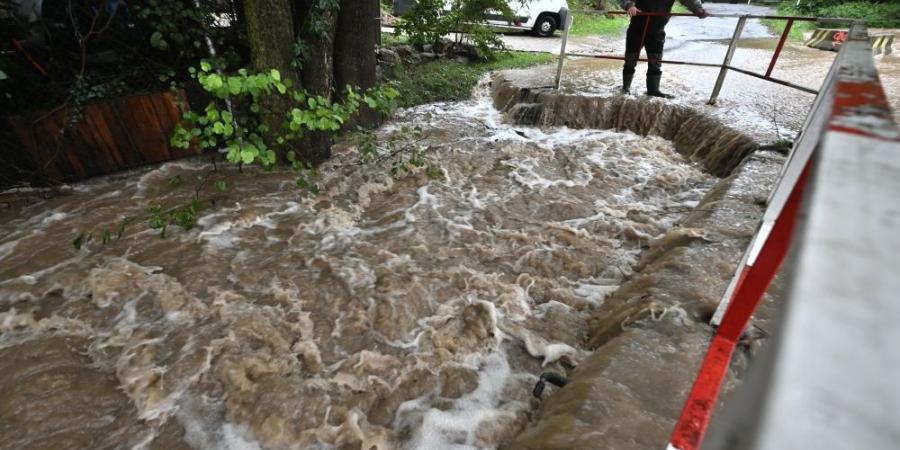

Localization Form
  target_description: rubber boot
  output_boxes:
[646,74,674,99]
[622,71,634,94]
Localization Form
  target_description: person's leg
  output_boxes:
[645,17,673,98]
[622,18,644,93]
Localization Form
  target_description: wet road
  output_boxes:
[498,2,899,130]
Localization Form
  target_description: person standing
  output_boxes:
[620,0,708,98]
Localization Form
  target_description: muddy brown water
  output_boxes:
[0,81,725,449]
[5,30,894,448]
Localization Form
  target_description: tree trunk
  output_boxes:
[291,1,338,164]
[242,0,297,160]
[334,0,381,128]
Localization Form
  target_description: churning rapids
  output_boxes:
[0,80,716,450]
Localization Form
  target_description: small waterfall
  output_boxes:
[491,74,757,177]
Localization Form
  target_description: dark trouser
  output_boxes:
[623,15,670,76]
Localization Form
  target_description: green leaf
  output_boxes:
[213,122,225,134]
[206,74,223,89]
[214,180,227,192]
[276,82,287,94]
[270,69,281,81]
[226,146,241,163]
[221,110,233,123]
[286,150,296,162]
[228,77,242,95]
[102,229,112,245]
[240,144,259,164]
[200,61,212,72]
[223,123,234,137]
[150,31,167,49]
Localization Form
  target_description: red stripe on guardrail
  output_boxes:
[669,162,811,450]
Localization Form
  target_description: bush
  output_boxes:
[782,1,900,29]
[817,2,900,28]
[396,0,515,58]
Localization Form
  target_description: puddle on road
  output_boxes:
[0,81,716,449]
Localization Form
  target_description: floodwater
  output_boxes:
[0,82,716,449]
[4,2,897,446]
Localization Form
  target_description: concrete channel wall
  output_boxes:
[493,21,898,450]
[490,73,786,448]
[491,77,757,178]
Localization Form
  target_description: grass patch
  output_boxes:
[381,32,409,46]
[762,4,816,41]
[762,1,900,41]
[389,51,556,107]
[570,11,629,37]
[567,2,695,37]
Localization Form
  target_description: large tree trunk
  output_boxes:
[292,1,338,164]
[334,0,380,128]
[242,0,297,160]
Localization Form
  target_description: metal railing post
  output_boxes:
[555,8,573,90]
[765,18,794,77]
[708,15,748,105]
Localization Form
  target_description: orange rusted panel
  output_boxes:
[5,90,197,185]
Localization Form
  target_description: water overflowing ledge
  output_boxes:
[0,72,787,449]
[490,71,758,178]
[489,69,786,449]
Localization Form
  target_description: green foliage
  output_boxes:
[768,1,900,38]
[815,2,900,28]
[570,11,628,37]
[73,232,91,250]
[569,1,694,37]
[347,125,432,177]
[390,51,555,107]
[397,0,453,47]
[171,61,399,171]
[381,32,410,46]
[396,0,516,57]
[146,202,202,238]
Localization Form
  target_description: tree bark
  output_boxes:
[292,1,338,164]
[334,0,381,128]
[242,0,297,160]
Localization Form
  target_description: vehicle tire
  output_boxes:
[533,14,558,38]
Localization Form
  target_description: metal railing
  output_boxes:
[554,9,857,104]
[667,22,900,450]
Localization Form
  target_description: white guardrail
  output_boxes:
[669,22,900,450]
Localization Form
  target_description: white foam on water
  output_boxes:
[220,423,264,450]
[0,239,18,262]
[573,282,620,306]
[396,351,513,450]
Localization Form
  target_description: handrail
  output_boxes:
[591,10,854,22]
[550,10,856,101]
[669,22,900,450]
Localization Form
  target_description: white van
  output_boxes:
[483,0,571,37]
[393,0,571,37]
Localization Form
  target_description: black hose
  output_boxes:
[532,371,569,399]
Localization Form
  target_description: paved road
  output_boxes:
[470,3,778,55]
